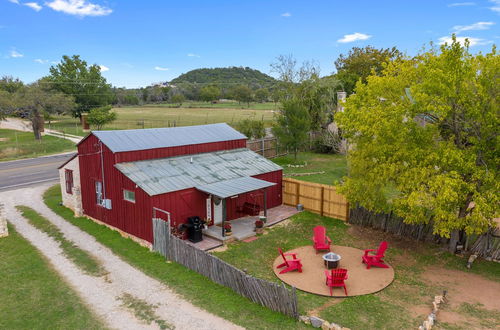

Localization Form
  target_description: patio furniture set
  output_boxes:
[276,225,390,296]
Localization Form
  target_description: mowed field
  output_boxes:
[48,102,278,136]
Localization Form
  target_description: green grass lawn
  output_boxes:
[0,223,104,329]
[273,152,348,185]
[0,128,76,161]
[48,102,278,136]
[212,212,500,329]
[43,185,309,330]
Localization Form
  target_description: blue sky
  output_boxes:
[1,0,499,88]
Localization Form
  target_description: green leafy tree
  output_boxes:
[0,82,75,139]
[254,88,270,103]
[232,85,254,107]
[336,37,499,251]
[0,76,24,93]
[199,85,221,102]
[272,99,311,159]
[237,119,266,139]
[334,46,402,95]
[87,105,117,130]
[45,55,113,118]
[170,93,185,106]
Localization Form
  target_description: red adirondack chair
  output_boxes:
[362,241,389,269]
[324,268,348,296]
[312,226,332,253]
[276,248,303,274]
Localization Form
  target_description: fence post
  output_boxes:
[295,182,300,206]
[320,187,324,217]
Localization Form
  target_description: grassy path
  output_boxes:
[0,224,105,329]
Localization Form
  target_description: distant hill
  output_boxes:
[170,67,277,88]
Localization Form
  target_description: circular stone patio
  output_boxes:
[273,245,395,297]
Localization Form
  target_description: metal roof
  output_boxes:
[92,123,247,153]
[115,148,282,196]
[196,177,276,199]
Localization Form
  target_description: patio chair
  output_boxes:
[312,226,332,253]
[276,247,302,274]
[362,241,389,269]
[324,268,348,296]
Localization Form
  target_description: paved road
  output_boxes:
[0,153,76,191]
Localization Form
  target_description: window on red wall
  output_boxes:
[65,169,73,194]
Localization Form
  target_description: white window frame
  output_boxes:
[123,189,136,203]
[95,181,103,206]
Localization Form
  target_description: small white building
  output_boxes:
[58,154,83,216]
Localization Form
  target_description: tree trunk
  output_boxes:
[448,230,460,253]
[31,111,42,140]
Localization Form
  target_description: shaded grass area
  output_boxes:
[273,152,347,185]
[0,223,105,329]
[118,293,172,330]
[0,128,75,161]
[16,205,107,277]
[43,185,308,329]
[213,212,500,329]
[48,102,277,136]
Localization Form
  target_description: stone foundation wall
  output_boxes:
[59,156,83,216]
[0,203,8,238]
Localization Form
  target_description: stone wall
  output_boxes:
[59,156,83,216]
[0,203,8,238]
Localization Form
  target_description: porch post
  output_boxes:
[222,198,226,237]
[263,189,268,217]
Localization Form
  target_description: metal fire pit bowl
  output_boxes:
[323,252,341,269]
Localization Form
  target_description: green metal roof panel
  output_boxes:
[196,177,276,199]
[115,148,282,196]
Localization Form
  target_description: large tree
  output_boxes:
[45,55,113,118]
[0,82,75,139]
[231,85,253,107]
[336,37,499,251]
[199,85,221,102]
[272,99,311,159]
[334,46,402,95]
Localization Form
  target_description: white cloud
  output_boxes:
[438,36,491,46]
[187,53,200,58]
[337,32,372,43]
[99,65,109,72]
[45,0,112,17]
[448,2,476,6]
[154,66,169,71]
[34,58,48,63]
[7,0,20,4]
[490,0,500,13]
[24,2,42,11]
[281,12,291,17]
[9,50,23,58]
[452,21,495,33]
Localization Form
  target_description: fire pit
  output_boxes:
[323,252,341,269]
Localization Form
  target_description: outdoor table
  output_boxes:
[322,252,341,269]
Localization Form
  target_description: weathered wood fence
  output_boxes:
[349,206,500,261]
[246,137,286,159]
[282,178,349,221]
[152,218,299,319]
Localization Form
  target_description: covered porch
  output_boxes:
[202,204,300,242]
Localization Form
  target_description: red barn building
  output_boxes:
[60,123,282,245]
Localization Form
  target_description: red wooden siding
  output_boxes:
[78,132,281,243]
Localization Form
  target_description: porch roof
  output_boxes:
[196,176,275,199]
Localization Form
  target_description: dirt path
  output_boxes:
[1,185,242,330]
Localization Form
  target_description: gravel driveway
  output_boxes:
[1,184,242,330]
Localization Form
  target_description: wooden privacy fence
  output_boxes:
[282,178,349,221]
[152,218,299,319]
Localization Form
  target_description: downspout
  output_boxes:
[99,140,106,202]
